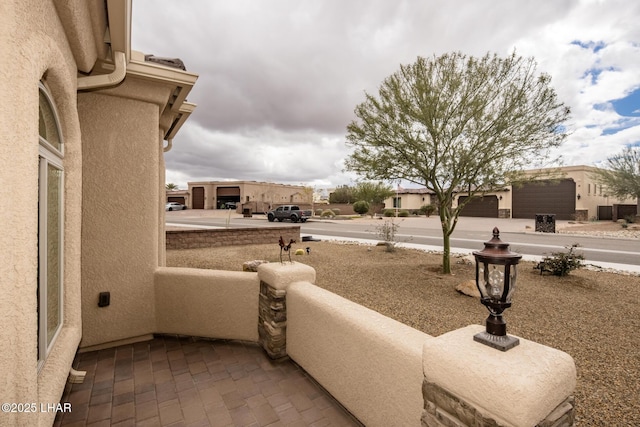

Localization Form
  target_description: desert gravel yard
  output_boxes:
[167,233,640,426]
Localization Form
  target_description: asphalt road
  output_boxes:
[166,212,640,271]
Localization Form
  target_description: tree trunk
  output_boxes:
[442,230,451,274]
[439,200,454,274]
[440,214,453,274]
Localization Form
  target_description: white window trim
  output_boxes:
[37,82,64,371]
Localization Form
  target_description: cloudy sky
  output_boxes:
[131,0,640,190]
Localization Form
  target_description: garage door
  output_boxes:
[216,186,241,208]
[459,195,498,217]
[216,186,240,197]
[598,206,613,221]
[512,179,575,220]
[167,196,185,204]
[192,187,205,209]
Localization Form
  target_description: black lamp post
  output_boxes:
[473,227,522,351]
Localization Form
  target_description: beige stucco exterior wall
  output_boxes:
[564,166,635,218]
[0,1,86,425]
[188,181,311,210]
[155,268,260,341]
[79,82,170,349]
[384,192,434,211]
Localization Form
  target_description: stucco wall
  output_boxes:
[79,88,167,348]
[0,1,85,425]
[155,267,259,342]
[188,181,312,210]
[286,281,431,427]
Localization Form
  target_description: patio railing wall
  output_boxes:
[153,262,577,426]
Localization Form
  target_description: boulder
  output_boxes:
[455,280,480,298]
[243,260,269,272]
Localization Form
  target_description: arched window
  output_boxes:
[38,82,64,370]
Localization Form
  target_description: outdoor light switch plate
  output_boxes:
[98,292,110,307]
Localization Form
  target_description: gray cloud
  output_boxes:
[133,0,640,189]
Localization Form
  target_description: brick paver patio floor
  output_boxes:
[54,335,362,426]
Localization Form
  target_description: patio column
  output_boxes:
[257,262,316,360]
[421,325,576,426]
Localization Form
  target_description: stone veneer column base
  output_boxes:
[258,280,288,360]
[421,381,575,427]
[256,261,316,360]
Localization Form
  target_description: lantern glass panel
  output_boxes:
[478,262,505,300]
[506,265,517,301]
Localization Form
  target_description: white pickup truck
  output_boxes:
[267,205,311,223]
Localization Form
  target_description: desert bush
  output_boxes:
[315,208,324,216]
[538,244,584,276]
[332,208,341,215]
[320,209,335,218]
[624,215,636,224]
[398,210,410,217]
[419,204,436,217]
[383,209,396,217]
[376,220,399,252]
[353,200,370,215]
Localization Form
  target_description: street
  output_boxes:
[166,211,640,271]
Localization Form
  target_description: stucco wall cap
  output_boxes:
[258,262,316,290]
[423,324,576,427]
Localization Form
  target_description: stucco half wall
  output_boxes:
[154,267,260,342]
[286,281,431,427]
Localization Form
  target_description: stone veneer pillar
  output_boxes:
[422,325,576,427]
[257,262,316,360]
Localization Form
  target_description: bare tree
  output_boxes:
[345,51,570,273]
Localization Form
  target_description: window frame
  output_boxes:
[37,82,64,371]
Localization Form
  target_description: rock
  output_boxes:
[243,260,269,272]
[455,280,480,298]
[456,255,474,265]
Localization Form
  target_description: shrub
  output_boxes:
[320,209,335,218]
[538,244,584,276]
[353,200,370,215]
[624,215,636,224]
[332,208,341,215]
[383,209,396,217]
[315,208,324,216]
[398,210,410,217]
[376,220,399,252]
[419,204,436,217]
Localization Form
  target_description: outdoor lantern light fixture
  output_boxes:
[473,227,522,351]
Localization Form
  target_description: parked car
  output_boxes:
[165,202,187,211]
[224,202,237,209]
[267,205,312,223]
